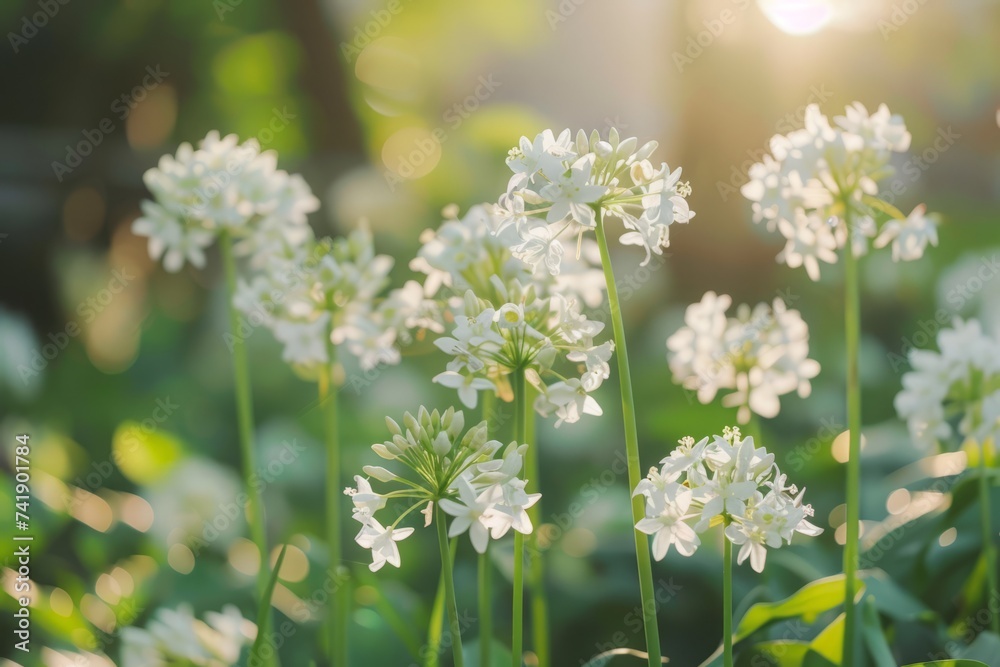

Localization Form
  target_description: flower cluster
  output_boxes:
[234,223,407,375]
[895,318,1000,449]
[741,103,938,280]
[634,427,822,572]
[133,131,319,272]
[666,292,820,423]
[433,281,613,424]
[412,203,606,309]
[493,128,695,274]
[120,605,256,667]
[346,407,539,570]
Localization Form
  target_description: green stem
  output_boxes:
[319,343,348,667]
[978,440,999,633]
[723,537,733,667]
[479,549,493,667]
[436,505,465,667]
[842,207,862,667]
[425,540,456,667]
[512,367,527,667]
[481,390,496,667]
[593,210,662,667]
[524,386,550,667]
[219,234,270,595]
[744,413,763,446]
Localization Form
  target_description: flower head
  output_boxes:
[895,318,1000,449]
[432,283,613,424]
[121,604,256,667]
[741,103,938,279]
[496,128,695,274]
[667,292,820,423]
[635,427,822,573]
[347,407,539,569]
[133,131,319,272]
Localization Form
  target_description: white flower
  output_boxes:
[567,341,615,392]
[133,131,319,273]
[895,318,1000,449]
[433,371,495,409]
[438,477,501,553]
[349,408,539,571]
[120,604,256,667]
[534,379,603,426]
[355,518,415,571]
[273,313,330,366]
[635,428,822,571]
[742,103,937,278]
[873,204,939,262]
[667,292,820,423]
[496,127,694,274]
[635,483,701,559]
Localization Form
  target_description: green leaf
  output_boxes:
[735,574,851,642]
[860,569,937,623]
[804,612,843,665]
[861,597,896,667]
[958,630,1000,663]
[732,641,810,667]
[580,648,668,667]
[250,544,287,664]
[900,661,989,666]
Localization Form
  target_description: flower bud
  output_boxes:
[432,431,452,457]
[385,416,402,436]
[363,465,397,482]
[447,409,465,439]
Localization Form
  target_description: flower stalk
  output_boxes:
[842,203,862,667]
[593,208,662,667]
[978,439,999,634]
[437,504,465,667]
[319,330,348,667]
[220,231,270,595]
[513,366,527,667]
[723,535,733,667]
[524,388,550,667]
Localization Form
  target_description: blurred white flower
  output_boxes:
[120,604,256,667]
[741,103,938,279]
[496,128,695,274]
[635,428,822,573]
[133,131,319,272]
[895,318,1000,448]
[667,292,820,423]
[144,458,244,550]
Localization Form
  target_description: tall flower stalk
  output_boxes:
[594,210,662,665]
[722,537,733,667]
[490,127,696,665]
[220,231,270,599]
[740,103,941,664]
[841,206,862,663]
[512,367,528,667]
